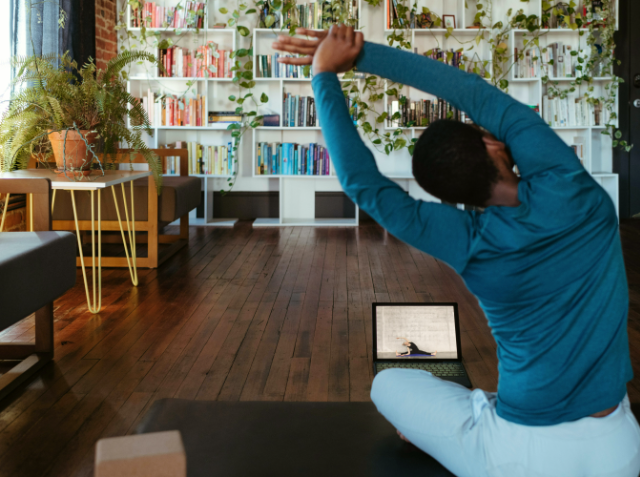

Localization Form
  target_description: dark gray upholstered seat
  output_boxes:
[137,400,455,477]
[0,231,76,329]
[51,175,201,225]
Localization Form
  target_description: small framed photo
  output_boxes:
[443,15,456,29]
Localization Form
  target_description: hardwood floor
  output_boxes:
[0,220,639,476]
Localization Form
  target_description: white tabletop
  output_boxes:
[0,170,152,190]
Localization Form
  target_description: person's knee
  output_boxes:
[371,369,432,411]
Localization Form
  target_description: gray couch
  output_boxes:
[0,178,76,399]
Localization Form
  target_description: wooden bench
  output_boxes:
[0,178,76,399]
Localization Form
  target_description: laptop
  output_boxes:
[372,303,472,388]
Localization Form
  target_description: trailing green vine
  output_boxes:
[117,0,629,191]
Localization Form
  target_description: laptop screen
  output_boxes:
[374,304,459,360]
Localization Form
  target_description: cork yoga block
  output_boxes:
[95,430,186,477]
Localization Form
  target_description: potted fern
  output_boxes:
[0,51,162,186]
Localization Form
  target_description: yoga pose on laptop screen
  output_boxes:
[395,338,437,357]
[273,25,640,477]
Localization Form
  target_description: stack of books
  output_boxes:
[256,142,331,176]
[514,46,542,79]
[256,54,312,79]
[134,89,206,127]
[159,44,232,78]
[386,98,470,127]
[293,1,359,29]
[131,2,205,29]
[542,95,606,127]
[421,48,464,69]
[208,111,242,126]
[161,142,234,175]
[259,0,358,30]
[283,91,317,127]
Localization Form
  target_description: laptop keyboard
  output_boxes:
[375,361,468,377]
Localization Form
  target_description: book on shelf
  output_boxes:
[387,98,470,127]
[256,142,331,176]
[159,44,232,78]
[135,89,206,127]
[161,141,234,175]
[419,48,464,69]
[208,111,242,125]
[282,91,317,127]
[387,0,405,28]
[294,1,358,29]
[259,0,358,30]
[131,1,205,29]
[256,53,312,79]
[542,94,607,127]
[514,46,542,79]
[571,137,586,167]
[261,114,281,127]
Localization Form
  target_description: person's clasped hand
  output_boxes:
[272,25,364,76]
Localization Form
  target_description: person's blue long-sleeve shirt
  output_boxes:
[311,41,632,426]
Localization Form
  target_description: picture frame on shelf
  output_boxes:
[443,15,456,29]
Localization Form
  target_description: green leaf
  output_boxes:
[219,7,228,14]
[260,92,269,103]
[265,15,276,27]
[237,26,250,37]
[615,130,622,139]
[246,8,257,14]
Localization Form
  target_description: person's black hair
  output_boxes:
[412,120,500,207]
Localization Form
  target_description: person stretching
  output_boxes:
[273,25,640,477]
[395,337,437,357]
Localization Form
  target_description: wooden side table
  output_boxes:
[0,170,151,313]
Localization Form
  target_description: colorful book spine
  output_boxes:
[256,142,331,176]
[160,141,234,176]
[133,2,205,29]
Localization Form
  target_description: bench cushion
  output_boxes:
[51,176,201,224]
[137,400,455,477]
[0,232,76,329]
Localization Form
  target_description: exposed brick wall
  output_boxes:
[96,0,118,71]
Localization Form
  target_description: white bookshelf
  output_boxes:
[249,8,362,226]
[126,2,239,226]
[382,0,619,214]
[124,0,619,225]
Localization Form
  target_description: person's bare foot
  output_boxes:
[397,430,411,443]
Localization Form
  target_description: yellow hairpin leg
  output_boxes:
[111,181,138,286]
[0,193,9,232]
[51,189,57,214]
[71,189,102,314]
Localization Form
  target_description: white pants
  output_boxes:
[371,369,640,477]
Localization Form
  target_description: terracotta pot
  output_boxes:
[48,130,99,171]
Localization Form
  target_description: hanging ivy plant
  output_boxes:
[117,0,630,189]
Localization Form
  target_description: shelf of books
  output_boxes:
[126,2,242,226]
[123,0,619,226]
[249,4,362,227]
[384,0,619,215]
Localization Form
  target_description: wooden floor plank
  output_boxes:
[0,220,639,475]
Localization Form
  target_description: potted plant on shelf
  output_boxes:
[0,50,162,187]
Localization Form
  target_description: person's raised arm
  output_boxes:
[307,26,476,274]
[274,29,582,179]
